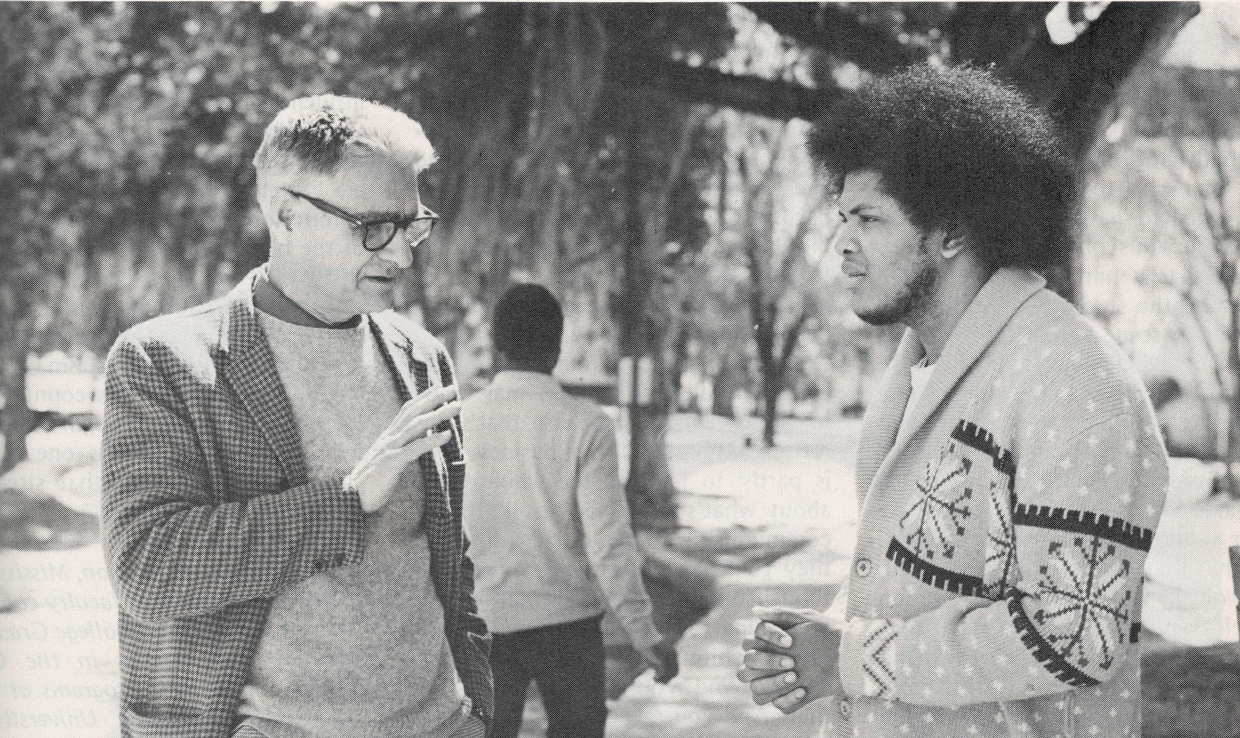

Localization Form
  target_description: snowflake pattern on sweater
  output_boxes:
[826,269,1167,738]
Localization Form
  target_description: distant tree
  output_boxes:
[1088,66,1240,495]
[730,121,830,447]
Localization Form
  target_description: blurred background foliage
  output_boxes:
[5,1,1237,520]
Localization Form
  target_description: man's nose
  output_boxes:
[377,230,415,269]
[834,225,858,256]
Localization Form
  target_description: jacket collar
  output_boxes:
[218,266,429,485]
[858,268,1046,496]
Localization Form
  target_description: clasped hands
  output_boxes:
[737,606,843,714]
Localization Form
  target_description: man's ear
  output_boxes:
[269,189,296,231]
[938,224,969,260]
[278,203,294,230]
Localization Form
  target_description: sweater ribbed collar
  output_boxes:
[490,370,561,393]
[857,268,1047,496]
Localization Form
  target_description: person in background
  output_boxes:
[102,94,490,738]
[462,283,678,738]
[738,64,1168,738]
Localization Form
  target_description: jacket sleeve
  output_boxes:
[454,532,494,725]
[101,335,366,623]
[577,411,663,652]
[837,411,1167,706]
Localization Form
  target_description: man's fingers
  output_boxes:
[390,429,453,460]
[772,687,807,713]
[744,650,795,671]
[388,386,458,432]
[741,669,798,696]
[741,638,790,655]
[738,667,799,707]
[387,401,461,448]
[753,620,794,649]
[753,605,817,628]
[734,664,793,689]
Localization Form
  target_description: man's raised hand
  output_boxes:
[345,386,460,513]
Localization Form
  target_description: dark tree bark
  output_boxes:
[0,321,34,474]
[605,51,830,121]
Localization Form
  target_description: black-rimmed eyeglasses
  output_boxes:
[284,189,439,251]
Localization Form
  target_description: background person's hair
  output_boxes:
[492,283,564,364]
[253,94,436,204]
[808,64,1075,271]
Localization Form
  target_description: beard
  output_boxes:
[853,237,939,326]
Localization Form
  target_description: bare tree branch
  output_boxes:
[605,52,830,121]
[741,2,916,73]
[998,1,1200,160]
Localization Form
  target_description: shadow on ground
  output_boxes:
[0,487,98,552]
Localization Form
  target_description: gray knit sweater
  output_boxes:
[237,313,469,738]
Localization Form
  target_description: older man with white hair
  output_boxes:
[102,95,490,738]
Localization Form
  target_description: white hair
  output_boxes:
[253,94,436,209]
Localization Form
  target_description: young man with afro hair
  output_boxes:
[739,64,1167,738]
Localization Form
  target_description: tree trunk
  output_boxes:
[711,355,742,418]
[620,111,679,530]
[1225,294,1240,498]
[761,382,778,448]
[419,3,534,334]
[756,306,779,449]
[0,320,33,474]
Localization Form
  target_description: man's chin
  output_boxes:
[358,278,397,300]
[852,304,905,326]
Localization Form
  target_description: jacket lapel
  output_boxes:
[369,314,419,402]
[855,329,920,503]
[867,268,1046,498]
[369,312,460,619]
[221,269,309,487]
[368,313,450,485]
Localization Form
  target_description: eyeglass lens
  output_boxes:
[362,218,435,251]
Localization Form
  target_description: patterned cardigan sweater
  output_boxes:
[820,269,1168,738]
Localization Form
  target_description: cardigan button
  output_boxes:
[854,557,873,578]
[838,698,851,717]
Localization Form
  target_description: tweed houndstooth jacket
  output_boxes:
[101,268,492,738]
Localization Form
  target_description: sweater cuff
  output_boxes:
[839,617,901,700]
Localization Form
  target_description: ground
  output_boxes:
[1,414,1238,737]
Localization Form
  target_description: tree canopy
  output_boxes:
[0,4,1199,519]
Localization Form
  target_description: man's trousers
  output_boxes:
[489,615,607,738]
